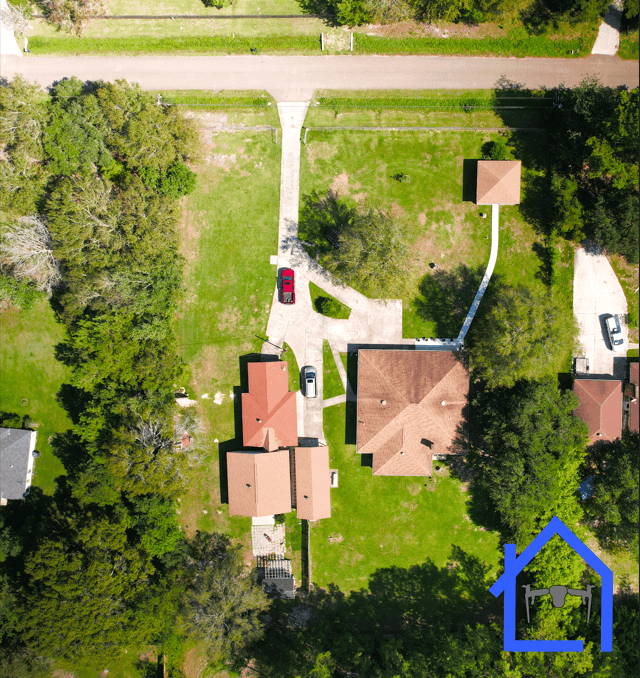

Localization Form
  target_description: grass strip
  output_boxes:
[354,34,585,58]
[323,340,345,400]
[30,34,320,55]
[618,30,639,60]
[315,96,552,110]
[309,282,351,320]
[283,342,300,392]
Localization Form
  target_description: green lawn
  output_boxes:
[283,342,300,392]
[174,123,281,542]
[618,29,639,60]
[609,254,639,344]
[0,299,69,495]
[311,403,501,592]
[322,340,344,400]
[300,121,565,343]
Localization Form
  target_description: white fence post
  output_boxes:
[350,32,353,52]
[321,32,324,51]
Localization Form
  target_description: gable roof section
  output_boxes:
[356,350,468,476]
[573,379,622,443]
[294,447,331,521]
[227,450,292,517]
[242,361,298,450]
[630,362,638,433]
[0,428,35,502]
[476,160,522,205]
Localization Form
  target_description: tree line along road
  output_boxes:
[2,54,638,101]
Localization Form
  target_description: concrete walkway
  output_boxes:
[418,204,499,351]
[264,102,411,440]
[591,1,623,56]
[573,244,629,379]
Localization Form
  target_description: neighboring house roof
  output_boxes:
[227,450,292,517]
[476,160,522,205]
[294,447,331,521]
[242,361,298,450]
[573,379,622,444]
[356,350,469,476]
[0,428,36,502]
[629,362,639,433]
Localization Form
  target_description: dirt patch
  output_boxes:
[349,550,365,565]
[183,644,209,678]
[185,110,229,127]
[328,533,344,544]
[306,141,338,172]
[217,307,242,334]
[209,153,237,170]
[390,202,407,219]
[418,212,427,227]
[330,172,362,198]
[408,482,422,496]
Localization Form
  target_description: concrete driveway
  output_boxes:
[573,244,628,378]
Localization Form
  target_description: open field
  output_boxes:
[311,403,501,592]
[174,121,281,542]
[0,299,69,495]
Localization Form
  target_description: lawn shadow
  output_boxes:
[56,383,92,426]
[414,264,486,338]
[462,159,478,203]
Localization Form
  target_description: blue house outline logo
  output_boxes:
[489,516,613,652]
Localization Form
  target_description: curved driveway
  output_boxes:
[2,54,637,100]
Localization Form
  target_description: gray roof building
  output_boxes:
[0,428,37,504]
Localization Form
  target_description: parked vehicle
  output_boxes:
[303,366,317,398]
[605,314,624,352]
[280,268,295,304]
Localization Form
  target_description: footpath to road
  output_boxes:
[2,54,637,101]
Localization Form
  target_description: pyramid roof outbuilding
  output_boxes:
[573,379,622,444]
[476,160,521,205]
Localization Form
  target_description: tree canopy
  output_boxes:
[468,283,579,389]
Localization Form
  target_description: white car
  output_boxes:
[605,315,624,352]
[302,366,317,398]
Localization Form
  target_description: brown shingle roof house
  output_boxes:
[227,450,292,517]
[573,379,622,444]
[476,160,521,205]
[294,447,331,521]
[628,362,638,433]
[242,361,297,451]
[356,350,468,476]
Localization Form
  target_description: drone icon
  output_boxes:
[522,584,595,624]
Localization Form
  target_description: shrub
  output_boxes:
[481,139,510,160]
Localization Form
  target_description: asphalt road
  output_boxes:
[2,54,637,100]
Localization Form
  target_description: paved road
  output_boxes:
[2,54,637,100]
[573,245,628,379]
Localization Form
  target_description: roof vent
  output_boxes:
[441,400,446,406]
[281,365,286,370]
[246,483,252,488]
[596,432,602,437]
[381,399,386,405]
[257,418,262,423]
[400,451,405,456]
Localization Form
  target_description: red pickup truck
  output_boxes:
[280,268,295,304]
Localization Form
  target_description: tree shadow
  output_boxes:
[414,264,486,338]
[56,383,92,426]
[518,171,552,236]
[298,189,357,255]
[295,0,341,26]
[240,544,501,677]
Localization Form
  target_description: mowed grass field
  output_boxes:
[174,121,282,544]
[311,404,501,592]
[298,118,568,342]
[0,299,69,495]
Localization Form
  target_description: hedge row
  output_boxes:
[29,33,585,57]
[29,34,320,55]
[355,34,585,58]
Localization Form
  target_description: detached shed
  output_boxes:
[476,160,522,205]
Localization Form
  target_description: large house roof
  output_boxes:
[476,160,521,205]
[629,362,638,433]
[294,447,331,521]
[242,361,298,450]
[573,379,622,443]
[356,350,468,476]
[0,428,36,502]
[227,450,292,517]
